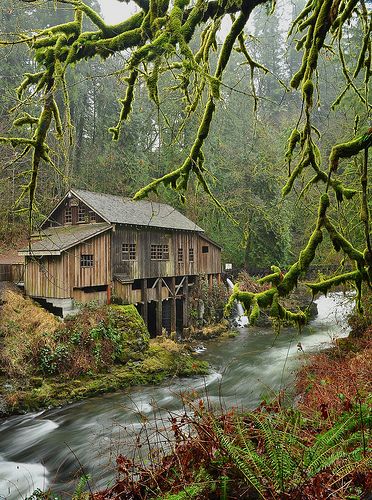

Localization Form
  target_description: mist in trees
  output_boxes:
[0,0,370,316]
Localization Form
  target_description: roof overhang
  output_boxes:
[19,224,111,256]
[40,189,111,228]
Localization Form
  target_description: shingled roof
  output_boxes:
[19,223,111,256]
[70,189,204,232]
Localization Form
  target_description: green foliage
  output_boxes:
[101,399,371,499]
[190,274,228,326]
[0,0,371,316]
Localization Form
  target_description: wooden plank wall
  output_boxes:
[112,227,221,280]
[24,255,71,298]
[24,231,111,298]
[73,231,111,288]
[0,264,24,282]
[43,196,105,227]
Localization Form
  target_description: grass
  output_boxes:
[0,291,209,414]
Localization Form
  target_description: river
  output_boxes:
[0,293,354,499]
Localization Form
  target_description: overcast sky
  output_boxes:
[99,0,138,24]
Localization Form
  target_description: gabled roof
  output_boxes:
[19,223,111,256]
[67,189,204,232]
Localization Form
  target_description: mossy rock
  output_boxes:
[109,304,150,362]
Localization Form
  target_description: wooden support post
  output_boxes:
[208,274,213,290]
[141,279,148,326]
[183,275,189,329]
[170,276,176,333]
[156,278,163,336]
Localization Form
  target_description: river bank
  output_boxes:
[0,293,362,499]
[91,293,371,500]
[0,289,211,417]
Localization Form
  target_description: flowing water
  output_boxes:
[0,293,354,499]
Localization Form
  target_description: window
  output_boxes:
[89,211,96,222]
[151,244,169,260]
[64,207,72,224]
[189,248,194,262]
[178,248,183,262]
[80,254,93,267]
[78,205,86,223]
[202,246,209,253]
[122,243,136,260]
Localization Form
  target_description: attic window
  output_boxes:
[151,244,169,261]
[122,243,136,261]
[202,246,209,253]
[64,207,72,224]
[81,254,93,267]
[89,211,96,222]
[78,206,86,223]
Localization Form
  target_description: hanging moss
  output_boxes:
[282,152,310,196]
[329,130,372,172]
[323,217,365,265]
[285,128,301,164]
[109,69,138,141]
[13,113,39,127]
[249,298,260,325]
[16,72,45,100]
[306,270,363,296]
[302,79,314,107]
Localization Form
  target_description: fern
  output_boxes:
[213,421,265,497]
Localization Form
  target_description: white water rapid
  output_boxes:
[0,292,354,499]
[226,277,249,327]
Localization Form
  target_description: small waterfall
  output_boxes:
[226,278,249,327]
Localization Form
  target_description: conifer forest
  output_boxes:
[0,0,371,498]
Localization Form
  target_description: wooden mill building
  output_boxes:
[19,189,222,335]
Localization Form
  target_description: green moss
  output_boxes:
[302,79,314,107]
[109,304,150,362]
[1,344,208,415]
[329,130,372,172]
[306,270,363,296]
[249,298,260,325]
[323,217,364,264]
[285,128,301,164]
[109,69,138,140]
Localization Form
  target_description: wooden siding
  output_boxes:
[24,231,111,298]
[0,263,24,282]
[72,289,108,304]
[24,254,71,298]
[73,231,111,288]
[43,196,104,228]
[112,227,221,280]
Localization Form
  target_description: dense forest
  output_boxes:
[0,1,371,498]
[1,0,370,276]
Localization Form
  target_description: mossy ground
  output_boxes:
[0,290,209,416]
[0,337,209,415]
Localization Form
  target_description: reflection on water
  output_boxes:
[0,293,354,499]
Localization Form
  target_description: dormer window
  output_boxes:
[64,207,72,224]
[78,205,86,223]
[89,211,96,223]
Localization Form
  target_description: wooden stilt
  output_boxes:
[183,275,189,329]
[141,279,148,326]
[170,276,176,333]
[156,278,162,335]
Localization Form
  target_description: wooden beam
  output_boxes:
[141,278,148,326]
[182,275,189,329]
[170,276,176,333]
[156,278,162,335]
